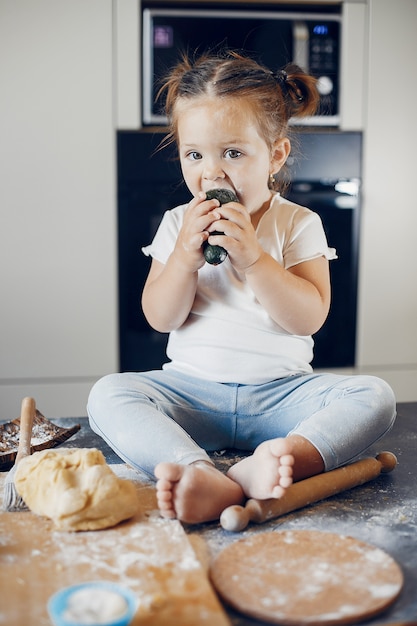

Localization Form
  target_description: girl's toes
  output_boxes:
[271,484,286,498]
[279,475,293,489]
[278,465,292,478]
[156,477,172,491]
[281,454,295,467]
[156,490,172,503]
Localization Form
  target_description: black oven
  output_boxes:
[142,6,342,127]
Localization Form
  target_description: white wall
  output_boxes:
[356,0,417,399]
[0,0,118,417]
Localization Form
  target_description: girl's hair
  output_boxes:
[157,50,320,190]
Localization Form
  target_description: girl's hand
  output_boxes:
[206,200,263,271]
[172,193,222,271]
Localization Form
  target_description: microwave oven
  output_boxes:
[142,7,341,127]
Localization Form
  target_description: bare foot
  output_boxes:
[227,439,295,499]
[154,461,245,524]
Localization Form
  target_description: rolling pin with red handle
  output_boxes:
[220,451,397,532]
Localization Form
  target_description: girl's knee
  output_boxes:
[87,373,127,418]
[365,375,395,405]
[359,375,396,428]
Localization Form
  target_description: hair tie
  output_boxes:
[275,69,288,85]
[275,69,304,102]
[274,69,290,99]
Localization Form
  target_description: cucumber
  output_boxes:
[202,188,238,265]
[205,188,238,205]
[203,238,228,265]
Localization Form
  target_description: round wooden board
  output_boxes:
[210,530,403,625]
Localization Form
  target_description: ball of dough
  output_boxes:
[14,448,139,531]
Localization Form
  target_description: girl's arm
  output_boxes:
[142,194,221,332]
[141,256,198,332]
[244,253,331,336]
[209,202,331,336]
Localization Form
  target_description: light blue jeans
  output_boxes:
[87,369,396,479]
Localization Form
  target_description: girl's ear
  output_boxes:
[270,137,291,174]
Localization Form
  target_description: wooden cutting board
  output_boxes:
[210,530,403,625]
[0,467,230,626]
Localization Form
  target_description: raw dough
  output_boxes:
[14,448,139,531]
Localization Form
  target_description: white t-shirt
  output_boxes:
[142,193,337,384]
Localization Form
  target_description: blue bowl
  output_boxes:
[48,581,137,626]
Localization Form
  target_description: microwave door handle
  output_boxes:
[293,21,309,71]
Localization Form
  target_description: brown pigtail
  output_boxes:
[276,63,320,119]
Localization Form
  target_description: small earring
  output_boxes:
[269,173,275,185]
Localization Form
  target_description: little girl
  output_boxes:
[87,51,396,524]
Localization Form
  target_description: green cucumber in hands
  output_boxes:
[203,188,238,265]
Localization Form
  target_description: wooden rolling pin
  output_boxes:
[220,451,397,532]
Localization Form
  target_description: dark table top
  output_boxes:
[28,402,417,625]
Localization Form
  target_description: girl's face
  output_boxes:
[176,97,290,219]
